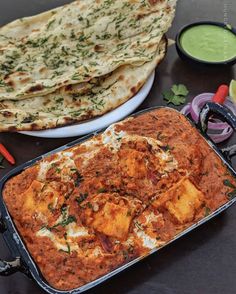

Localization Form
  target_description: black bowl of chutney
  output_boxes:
[176,21,236,67]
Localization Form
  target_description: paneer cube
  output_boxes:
[152,178,204,224]
[165,179,204,224]
[23,180,44,211]
[91,202,132,240]
[119,149,147,178]
[23,180,61,214]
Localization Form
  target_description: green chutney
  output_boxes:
[180,24,236,62]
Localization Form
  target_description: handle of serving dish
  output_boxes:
[0,257,22,276]
[0,214,29,277]
[0,214,20,276]
[199,102,236,161]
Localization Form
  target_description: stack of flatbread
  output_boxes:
[0,0,177,132]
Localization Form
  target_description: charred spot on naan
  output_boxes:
[20,77,32,84]
[26,84,44,93]
[1,110,14,117]
[94,44,106,52]
[149,0,165,5]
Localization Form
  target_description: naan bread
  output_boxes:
[0,38,167,131]
[0,0,176,100]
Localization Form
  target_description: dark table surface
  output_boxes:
[0,0,236,293]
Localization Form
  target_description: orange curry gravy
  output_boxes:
[3,109,236,290]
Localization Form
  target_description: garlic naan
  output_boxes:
[0,0,176,100]
[0,38,167,131]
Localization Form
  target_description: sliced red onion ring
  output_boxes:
[180,103,191,116]
[180,93,236,143]
[209,127,233,143]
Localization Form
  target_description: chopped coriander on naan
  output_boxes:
[0,38,167,131]
[0,0,176,131]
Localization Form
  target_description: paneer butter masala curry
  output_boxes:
[3,108,236,290]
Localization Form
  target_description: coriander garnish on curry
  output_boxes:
[3,108,236,290]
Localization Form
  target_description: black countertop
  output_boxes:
[0,1,236,293]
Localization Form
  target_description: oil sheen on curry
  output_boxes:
[3,109,236,290]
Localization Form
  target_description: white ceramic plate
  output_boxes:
[20,72,155,138]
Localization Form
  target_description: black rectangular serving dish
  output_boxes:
[1,103,236,294]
